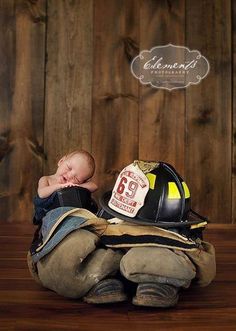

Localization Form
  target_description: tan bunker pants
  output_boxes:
[27,229,216,298]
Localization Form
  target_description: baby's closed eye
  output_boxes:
[73,176,81,184]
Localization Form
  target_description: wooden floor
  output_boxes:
[0,223,236,331]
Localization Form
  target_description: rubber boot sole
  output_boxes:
[132,283,179,308]
[83,278,128,304]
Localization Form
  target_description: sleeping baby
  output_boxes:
[38,149,98,198]
[33,150,98,224]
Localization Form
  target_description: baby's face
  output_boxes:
[56,154,93,185]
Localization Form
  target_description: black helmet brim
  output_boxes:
[99,191,206,228]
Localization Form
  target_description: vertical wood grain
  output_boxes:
[139,0,186,175]
[92,0,139,195]
[0,0,46,222]
[44,0,93,174]
[186,0,231,223]
[0,0,15,220]
[0,0,234,224]
[233,0,236,223]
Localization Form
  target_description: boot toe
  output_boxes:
[83,278,127,304]
[132,283,179,308]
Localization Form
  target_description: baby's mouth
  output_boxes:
[60,175,67,183]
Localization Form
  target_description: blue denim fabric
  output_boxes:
[31,207,87,263]
[33,193,58,224]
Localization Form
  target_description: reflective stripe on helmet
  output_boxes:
[168,182,181,199]
[168,182,190,199]
[182,182,190,198]
[146,173,156,190]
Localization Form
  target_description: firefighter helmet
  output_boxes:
[98,160,207,228]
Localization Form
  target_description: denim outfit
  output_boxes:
[31,207,87,263]
[33,193,58,225]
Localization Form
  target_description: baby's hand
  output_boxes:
[60,182,80,188]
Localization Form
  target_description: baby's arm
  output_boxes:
[37,177,69,198]
[78,181,98,193]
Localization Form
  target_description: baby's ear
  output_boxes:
[58,156,66,167]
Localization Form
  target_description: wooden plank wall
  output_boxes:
[186,0,232,224]
[44,0,93,173]
[139,0,185,172]
[0,0,234,224]
[0,0,45,222]
[92,0,139,193]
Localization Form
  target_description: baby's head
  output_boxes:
[56,150,95,185]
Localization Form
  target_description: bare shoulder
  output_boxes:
[38,176,50,188]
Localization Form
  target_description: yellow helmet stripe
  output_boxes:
[182,182,190,198]
[168,182,181,199]
[168,182,191,199]
[146,173,156,190]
